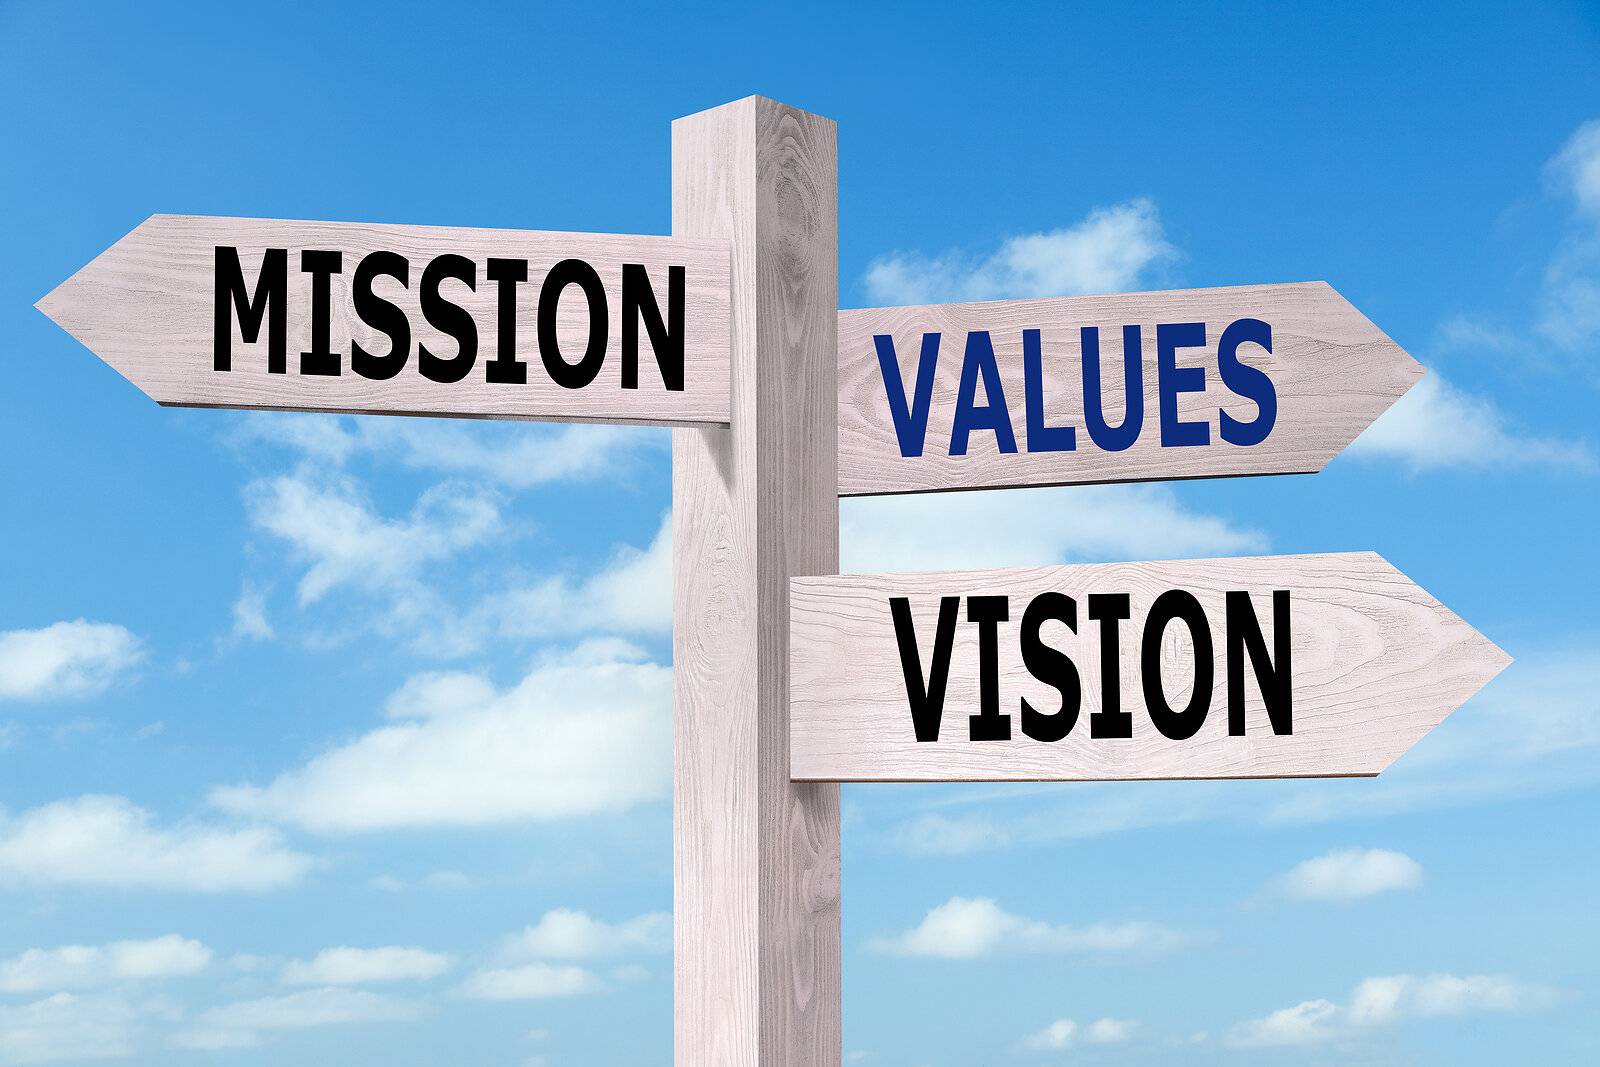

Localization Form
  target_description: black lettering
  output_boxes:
[1141,590,1214,741]
[1019,592,1081,742]
[622,263,684,390]
[214,246,287,374]
[299,249,343,376]
[349,251,410,381]
[418,254,478,384]
[1088,593,1133,738]
[1226,589,1292,736]
[538,258,608,389]
[967,595,1011,741]
[484,258,528,385]
[891,596,960,743]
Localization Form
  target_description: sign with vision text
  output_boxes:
[789,552,1509,781]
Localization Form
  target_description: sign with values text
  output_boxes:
[37,214,732,426]
[789,552,1509,781]
[837,282,1421,495]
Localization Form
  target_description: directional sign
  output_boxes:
[837,282,1422,495]
[789,552,1509,782]
[37,214,731,426]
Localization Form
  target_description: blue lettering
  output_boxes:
[1157,321,1209,447]
[950,331,1018,456]
[1023,329,1075,453]
[1082,325,1144,452]
[1217,318,1276,446]
[874,332,941,458]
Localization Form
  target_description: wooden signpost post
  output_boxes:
[34,95,1511,1066]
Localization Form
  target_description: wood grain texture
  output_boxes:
[37,214,731,426]
[837,283,1424,494]
[790,552,1509,782]
[672,97,840,1064]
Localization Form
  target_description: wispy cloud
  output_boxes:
[0,935,210,993]
[0,795,312,892]
[1347,371,1594,472]
[235,413,660,490]
[0,621,143,702]
[1268,847,1423,902]
[280,946,452,986]
[868,896,1196,959]
[1022,1016,1136,1051]
[1539,119,1600,352]
[841,484,1264,573]
[1228,972,1566,1048]
[504,909,670,959]
[211,639,670,833]
[246,473,502,610]
[172,987,423,1051]
[0,993,141,1064]
[862,199,1176,306]
[455,962,606,1001]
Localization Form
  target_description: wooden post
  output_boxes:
[671,97,841,1064]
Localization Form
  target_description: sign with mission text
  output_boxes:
[789,552,1509,781]
[837,282,1421,494]
[37,214,732,426]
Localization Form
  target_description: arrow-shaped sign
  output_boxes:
[789,552,1508,782]
[837,282,1422,495]
[37,214,732,427]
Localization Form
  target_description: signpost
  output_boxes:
[789,552,1509,782]
[838,282,1421,494]
[32,94,1512,1067]
[36,214,732,426]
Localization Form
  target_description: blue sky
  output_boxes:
[2,0,1598,1063]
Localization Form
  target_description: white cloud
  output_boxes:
[1086,1017,1136,1043]
[456,962,605,1001]
[0,621,143,702]
[0,993,139,1065]
[1023,1018,1076,1050]
[1022,1016,1136,1051]
[236,413,659,490]
[211,639,670,833]
[1347,371,1593,472]
[1539,119,1600,352]
[1549,119,1600,219]
[247,474,501,608]
[841,484,1263,573]
[863,199,1175,306]
[868,897,1194,959]
[370,869,473,893]
[242,463,670,656]
[485,512,671,639]
[1229,998,1340,1048]
[0,795,312,892]
[230,585,273,642]
[0,935,210,993]
[1272,847,1423,902]
[173,987,422,1051]
[507,908,670,959]
[1228,973,1564,1047]
[280,946,452,986]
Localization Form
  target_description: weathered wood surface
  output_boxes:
[673,97,840,1065]
[837,282,1423,494]
[37,214,731,426]
[790,552,1509,782]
